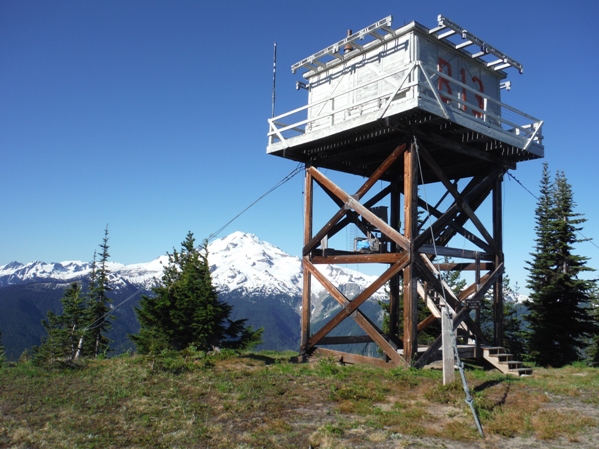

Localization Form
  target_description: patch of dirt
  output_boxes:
[315,393,599,449]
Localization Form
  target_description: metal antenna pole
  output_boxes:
[272,42,277,118]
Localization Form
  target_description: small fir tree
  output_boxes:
[34,283,87,365]
[525,164,599,367]
[131,232,262,354]
[85,226,113,357]
[0,328,6,367]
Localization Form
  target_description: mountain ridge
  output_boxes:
[0,231,388,303]
[0,231,388,360]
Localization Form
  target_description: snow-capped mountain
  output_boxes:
[208,232,303,297]
[0,231,387,304]
[0,231,388,360]
[0,258,165,290]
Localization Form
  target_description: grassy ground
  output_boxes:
[0,351,598,448]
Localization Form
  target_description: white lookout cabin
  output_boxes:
[267,15,543,180]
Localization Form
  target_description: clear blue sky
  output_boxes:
[1,0,597,294]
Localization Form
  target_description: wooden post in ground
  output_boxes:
[441,305,455,385]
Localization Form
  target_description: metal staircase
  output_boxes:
[483,346,532,376]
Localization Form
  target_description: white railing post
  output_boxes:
[483,98,488,122]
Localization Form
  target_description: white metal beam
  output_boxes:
[430,15,524,74]
[291,15,393,74]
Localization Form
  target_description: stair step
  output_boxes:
[482,346,533,376]
[500,361,522,368]
[483,346,505,355]
[511,367,533,376]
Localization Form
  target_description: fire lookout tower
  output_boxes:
[267,15,543,369]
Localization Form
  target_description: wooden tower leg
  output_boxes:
[300,167,313,358]
[403,142,418,364]
[389,179,401,347]
[493,175,504,346]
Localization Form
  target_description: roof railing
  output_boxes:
[429,15,524,74]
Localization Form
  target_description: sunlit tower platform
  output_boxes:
[267,15,543,369]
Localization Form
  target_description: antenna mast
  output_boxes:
[272,42,277,118]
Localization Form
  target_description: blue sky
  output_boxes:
[1,0,597,294]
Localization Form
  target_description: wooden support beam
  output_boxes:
[304,167,313,257]
[319,187,393,244]
[436,262,494,271]
[418,313,438,332]
[311,253,406,264]
[417,281,441,319]
[419,245,493,261]
[415,170,497,251]
[300,168,313,356]
[325,210,377,246]
[308,166,411,251]
[474,253,482,357]
[493,176,504,346]
[303,154,402,257]
[352,313,406,366]
[417,198,495,254]
[389,179,401,343]
[415,254,462,311]
[313,348,396,369]
[364,184,394,209]
[434,167,506,249]
[416,142,501,255]
[346,196,411,251]
[319,335,374,345]
[303,207,346,256]
[461,262,504,304]
[304,259,407,366]
[355,144,406,199]
[403,142,419,364]
[459,272,492,300]
[313,176,346,208]
[305,257,408,343]
[309,143,403,216]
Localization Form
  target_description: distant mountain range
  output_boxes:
[0,232,387,360]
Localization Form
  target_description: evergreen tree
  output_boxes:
[131,232,262,354]
[584,283,599,367]
[0,328,6,367]
[525,163,555,364]
[525,164,599,367]
[34,283,87,365]
[586,286,599,366]
[85,226,113,357]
